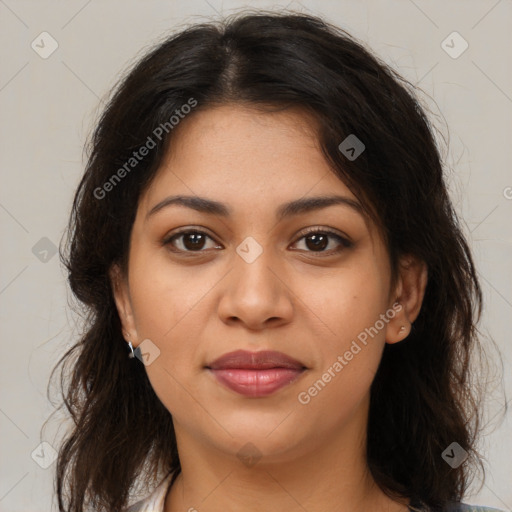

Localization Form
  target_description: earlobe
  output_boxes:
[386,255,428,344]
[109,264,138,343]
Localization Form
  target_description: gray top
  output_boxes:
[409,502,505,512]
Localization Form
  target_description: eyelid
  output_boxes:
[290,226,353,255]
[294,226,352,244]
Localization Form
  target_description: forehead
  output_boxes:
[140,103,355,209]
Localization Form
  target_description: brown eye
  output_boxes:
[292,228,353,255]
[181,232,207,250]
[163,230,220,252]
[304,233,329,251]
[163,227,352,256]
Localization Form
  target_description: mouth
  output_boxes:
[205,350,307,398]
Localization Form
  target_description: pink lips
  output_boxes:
[206,350,307,397]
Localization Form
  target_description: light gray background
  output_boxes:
[0,1,511,511]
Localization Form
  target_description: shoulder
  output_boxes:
[443,504,506,512]
[124,501,144,512]
[123,472,175,512]
[412,502,506,512]
[124,493,163,512]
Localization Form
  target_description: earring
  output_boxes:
[399,325,410,338]
[127,340,136,359]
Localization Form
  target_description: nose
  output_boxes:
[217,242,294,331]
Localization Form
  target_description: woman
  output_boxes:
[52,11,504,512]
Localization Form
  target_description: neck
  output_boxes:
[164,398,409,512]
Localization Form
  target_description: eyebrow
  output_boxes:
[146,194,364,221]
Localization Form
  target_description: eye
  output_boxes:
[291,227,353,255]
[162,226,353,256]
[163,229,221,253]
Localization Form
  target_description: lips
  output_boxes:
[206,350,306,371]
[205,350,307,397]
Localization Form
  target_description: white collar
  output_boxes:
[125,471,175,512]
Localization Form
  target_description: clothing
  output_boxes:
[125,472,174,512]
[124,472,505,512]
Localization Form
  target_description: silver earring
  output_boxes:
[127,341,135,359]
[399,325,406,333]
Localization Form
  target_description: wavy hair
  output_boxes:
[49,11,488,511]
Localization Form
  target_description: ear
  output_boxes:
[109,263,139,345]
[385,255,428,344]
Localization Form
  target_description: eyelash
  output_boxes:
[162,226,353,257]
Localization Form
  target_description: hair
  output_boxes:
[49,10,488,512]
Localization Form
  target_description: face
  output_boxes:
[111,103,422,466]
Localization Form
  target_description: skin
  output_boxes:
[110,104,427,512]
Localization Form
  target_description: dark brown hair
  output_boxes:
[49,10,487,511]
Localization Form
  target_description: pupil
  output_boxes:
[185,233,205,250]
[306,234,327,251]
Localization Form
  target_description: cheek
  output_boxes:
[295,258,389,405]
[127,258,209,416]
[302,259,389,349]
[296,287,387,424]
[126,252,213,394]
[128,248,209,339]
